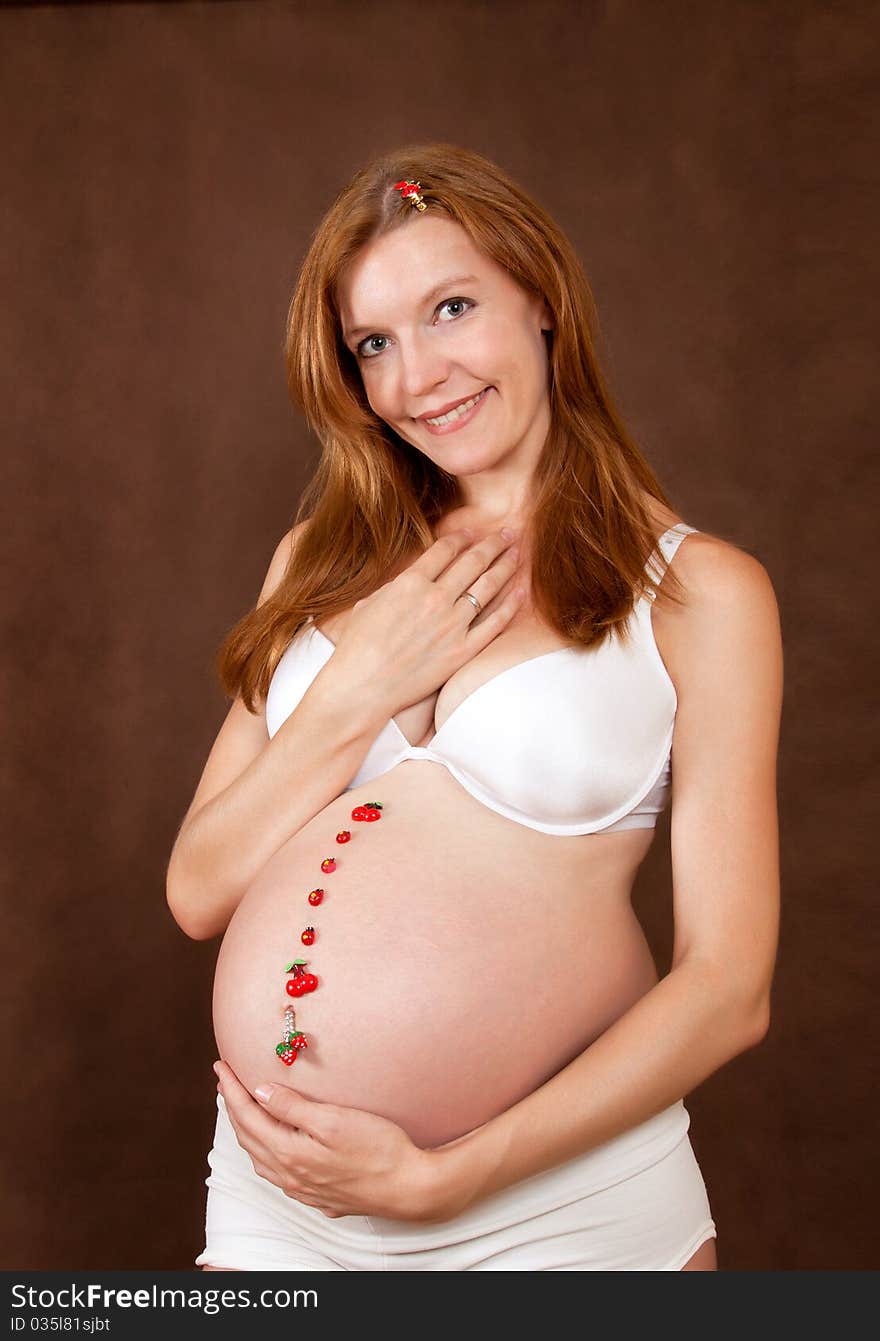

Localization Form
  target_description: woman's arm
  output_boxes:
[425,538,783,1216]
[166,526,395,942]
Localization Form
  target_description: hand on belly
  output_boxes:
[212,1056,448,1221]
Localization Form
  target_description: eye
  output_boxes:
[357,335,389,359]
[355,296,475,359]
[436,297,475,322]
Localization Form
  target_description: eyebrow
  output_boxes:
[343,274,480,342]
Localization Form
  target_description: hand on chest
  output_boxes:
[320,605,568,753]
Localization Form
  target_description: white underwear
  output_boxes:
[194,1093,716,1271]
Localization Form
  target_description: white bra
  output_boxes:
[265,524,698,836]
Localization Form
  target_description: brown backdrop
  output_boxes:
[2,0,875,1270]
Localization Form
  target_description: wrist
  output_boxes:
[305,664,397,743]
[404,1147,471,1224]
[413,1120,508,1224]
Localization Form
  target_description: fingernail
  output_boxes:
[255,1084,274,1103]
[212,1062,221,1077]
[501,526,516,540]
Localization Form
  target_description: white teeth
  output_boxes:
[425,388,487,425]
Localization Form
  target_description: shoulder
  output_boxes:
[256,520,309,607]
[652,529,783,697]
[644,500,771,600]
[664,529,778,613]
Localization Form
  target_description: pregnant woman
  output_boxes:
[166,144,782,1271]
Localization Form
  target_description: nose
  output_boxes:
[396,331,450,404]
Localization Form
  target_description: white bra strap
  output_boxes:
[643,523,699,592]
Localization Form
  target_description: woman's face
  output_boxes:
[336,214,554,480]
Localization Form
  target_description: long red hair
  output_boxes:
[219,142,685,711]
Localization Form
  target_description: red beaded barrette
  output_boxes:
[393,179,427,212]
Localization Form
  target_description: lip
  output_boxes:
[417,387,492,436]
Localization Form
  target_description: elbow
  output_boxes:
[697,967,772,1054]
[165,853,215,942]
[735,993,772,1051]
[166,885,205,942]
[166,896,214,942]
[684,956,773,1051]
[751,998,772,1046]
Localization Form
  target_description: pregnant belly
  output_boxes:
[211,763,659,1149]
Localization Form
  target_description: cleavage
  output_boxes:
[316,609,571,752]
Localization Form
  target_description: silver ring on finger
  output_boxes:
[455,590,483,617]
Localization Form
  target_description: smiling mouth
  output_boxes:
[421,387,491,426]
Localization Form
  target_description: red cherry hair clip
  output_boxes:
[393,179,427,212]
